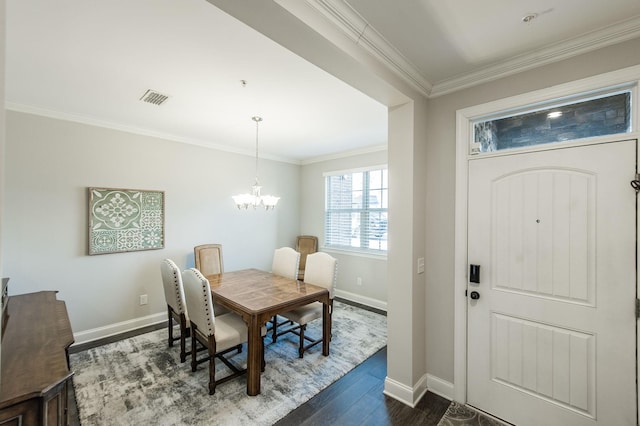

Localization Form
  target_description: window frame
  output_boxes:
[323,165,388,257]
[470,85,635,155]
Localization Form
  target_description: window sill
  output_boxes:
[321,246,388,260]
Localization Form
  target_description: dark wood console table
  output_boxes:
[0,291,74,425]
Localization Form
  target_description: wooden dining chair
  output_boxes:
[194,244,224,276]
[160,259,190,363]
[194,243,229,315]
[181,268,252,395]
[270,247,301,341]
[296,235,318,280]
[275,252,337,358]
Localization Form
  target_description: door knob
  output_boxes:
[469,291,480,300]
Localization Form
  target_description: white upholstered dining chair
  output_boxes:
[274,252,337,358]
[181,267,252,395]
[160,259,190,363]
[270,247,301,340]
[271,247,300,279]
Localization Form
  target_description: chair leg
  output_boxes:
[167,307,174,348]
[272,316,294,343]
[271,316,278,342]
[179,313,187,363]
[208,335,217,395]
[261,336,266,372]
[299,324,306,358]
[190,326,198,372]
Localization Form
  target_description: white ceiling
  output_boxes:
[344,0,640,89]
[6,0,640,163]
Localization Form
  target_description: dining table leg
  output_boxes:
[247,315,262,396]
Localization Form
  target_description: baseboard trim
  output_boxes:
[426,374,454,401]
[72,312,166,346]
[383,373,429,408]
[71,293,386,347]
[383,377,415,407]
[335,289,387,312]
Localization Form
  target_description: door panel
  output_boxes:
[492,169,595,305]
[467,140,636,426]
[491,313,595,415]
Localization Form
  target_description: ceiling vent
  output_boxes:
[139,89,169,106]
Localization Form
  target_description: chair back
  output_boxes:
[182,268,216,337]
[160,259,187,316]
[194,244,224,276]
[303,252,337,298]
[296,235,318,274]
[272,247,300,279]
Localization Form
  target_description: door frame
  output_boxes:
[453,65,640,418]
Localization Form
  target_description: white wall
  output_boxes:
[0,0,6,368]
[384,99,429,405]
[2,111,300,342]
[300,148,388,309]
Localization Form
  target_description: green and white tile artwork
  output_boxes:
[88,187,164,255]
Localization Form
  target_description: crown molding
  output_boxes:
[300,143,387,165]
[7,102,386,166]
[306,0,432,98]
[302,1,640,99]
[430,16,640,97]
[6,102,301,164]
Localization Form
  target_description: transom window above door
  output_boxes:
[472,89,633,154]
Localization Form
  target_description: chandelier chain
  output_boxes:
[253,116,261,185]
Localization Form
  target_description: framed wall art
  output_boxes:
[88,187,165,255]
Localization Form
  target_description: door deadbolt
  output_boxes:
[469,291,480,300]
[470,264,480,284]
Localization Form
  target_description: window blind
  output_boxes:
[325,167,387,253]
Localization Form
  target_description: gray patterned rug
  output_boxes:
[437,402,508,426]
[70,301,387,425]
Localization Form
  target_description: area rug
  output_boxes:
[437,402,507,426]
[70,301,387,425]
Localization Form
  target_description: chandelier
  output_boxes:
[232,116,280,210]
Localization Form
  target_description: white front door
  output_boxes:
[467,140,637,426]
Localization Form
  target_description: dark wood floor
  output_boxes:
[275,347,451,426]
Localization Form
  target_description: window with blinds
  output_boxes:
[325,166,388,253]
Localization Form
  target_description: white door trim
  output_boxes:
[453,64,640,408]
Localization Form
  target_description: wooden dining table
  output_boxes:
[206,268,331,396]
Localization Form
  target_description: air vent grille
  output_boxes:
[139,89,169,106]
